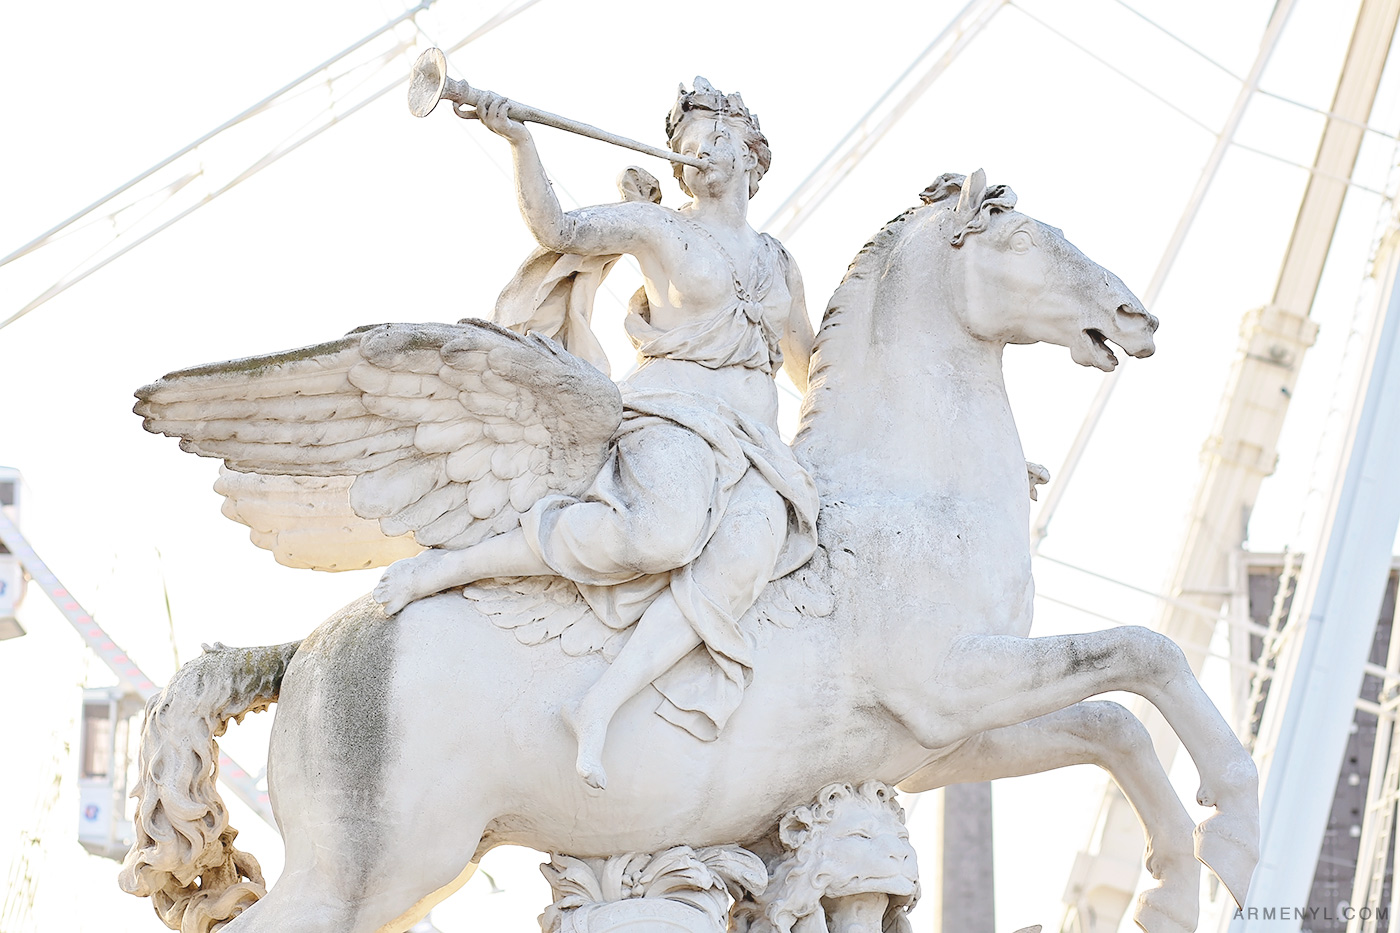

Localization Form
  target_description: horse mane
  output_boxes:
[794,172,1016,449]
[802,206,922,399]
[792,206,921,452]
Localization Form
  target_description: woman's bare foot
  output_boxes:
[373,549,472,615]
[562,698,609,790]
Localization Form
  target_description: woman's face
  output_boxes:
[675,116,751,195]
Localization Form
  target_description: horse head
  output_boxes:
[921,169,1158,370]
[798,171,1158,492]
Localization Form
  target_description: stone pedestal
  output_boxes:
[554,898,718,933]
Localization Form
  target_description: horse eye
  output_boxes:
[1010,230,1034,253]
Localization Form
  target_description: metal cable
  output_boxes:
[1112,0,1400,142]
[1010,2,1219,137]
[0,1,435,269]
[1,0,548,330]
[1111,0,1245,81]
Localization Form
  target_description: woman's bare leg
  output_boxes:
[565,473,787,789]
[373,529,552,614]
[563,588,703,789]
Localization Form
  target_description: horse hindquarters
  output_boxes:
[247,595,490,933]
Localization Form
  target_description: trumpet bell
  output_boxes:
[408,48,449,118]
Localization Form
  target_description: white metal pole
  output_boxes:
[1236,224,1400,932]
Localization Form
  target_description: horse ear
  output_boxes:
[779,809,813,849]
[955,168,987,218]
[919,173,964,204]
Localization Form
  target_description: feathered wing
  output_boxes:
[135,321,622,569]
[211,468,422,571]
[463,577,627,659]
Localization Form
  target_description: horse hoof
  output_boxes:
[1195,814,1259,907]
[1134,877,1198,933]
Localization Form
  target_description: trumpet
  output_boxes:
[407,48,705,169]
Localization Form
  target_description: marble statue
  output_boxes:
[119,69,1260,933]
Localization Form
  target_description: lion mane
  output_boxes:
[732,781,918,933]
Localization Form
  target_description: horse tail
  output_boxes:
[118,640,300,933]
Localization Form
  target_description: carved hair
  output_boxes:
[734,782,918,933]
[919,170,1018,246]
[794,201,920,440]
[665,76,771,199]
[118,642,298,933]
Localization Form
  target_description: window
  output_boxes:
[81,703,112,780]
[0,481,13,556]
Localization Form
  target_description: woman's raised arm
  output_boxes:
[479,94,657,257]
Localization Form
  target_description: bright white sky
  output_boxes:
[2,1,1398,931]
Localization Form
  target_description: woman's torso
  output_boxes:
[625,211,792,427]
[625,358,780,426]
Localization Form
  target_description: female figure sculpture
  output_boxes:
[372,79,819,789]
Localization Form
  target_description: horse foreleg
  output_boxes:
[887,626,1258,905]
[899,702,1198,933]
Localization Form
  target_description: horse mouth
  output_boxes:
[1080,328,1119,372]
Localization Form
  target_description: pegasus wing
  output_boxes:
[135,320,622,563]
[213,468,422,571]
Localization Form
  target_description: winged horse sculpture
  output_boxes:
[120,172,1258,933]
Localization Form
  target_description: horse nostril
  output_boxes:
[1116,304,1157,332]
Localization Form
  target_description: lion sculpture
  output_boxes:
[733,782,919,933]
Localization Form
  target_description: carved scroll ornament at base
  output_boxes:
[539,845,767,933]
[539,782,918,933]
